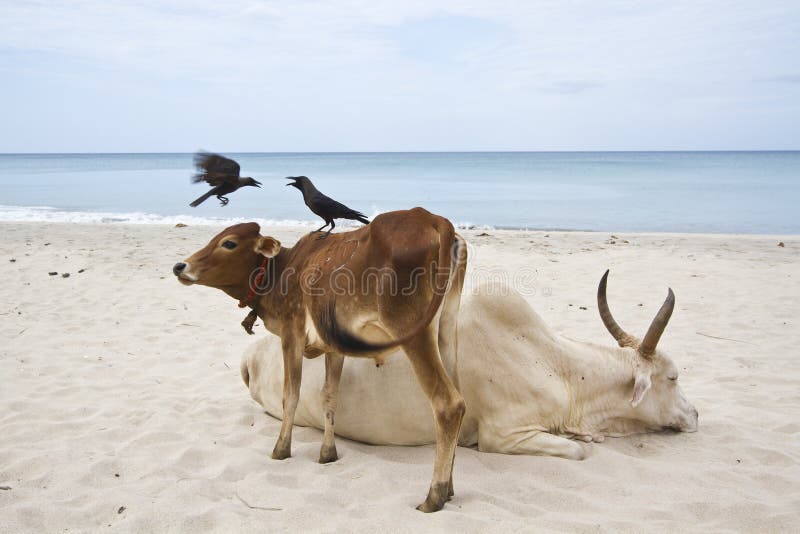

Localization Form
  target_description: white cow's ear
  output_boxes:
[631,373,652,407]
[255,236,281,258]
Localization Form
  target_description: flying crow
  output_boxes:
[190,152,261,207]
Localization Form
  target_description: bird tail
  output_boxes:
[348,210,370,225]
[189,190,214,207]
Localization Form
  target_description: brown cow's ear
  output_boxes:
[254,236,281,258]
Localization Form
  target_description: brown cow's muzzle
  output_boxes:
[172,262,197,285]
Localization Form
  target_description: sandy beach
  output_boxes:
[1,221,799,533]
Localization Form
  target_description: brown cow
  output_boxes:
[172,208,468,512]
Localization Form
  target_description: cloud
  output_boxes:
[0,1,799,151]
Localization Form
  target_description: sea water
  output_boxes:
[0,151,798,233]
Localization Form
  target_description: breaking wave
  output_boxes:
[0,204,492,230]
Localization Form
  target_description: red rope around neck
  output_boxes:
[238,256,270,308]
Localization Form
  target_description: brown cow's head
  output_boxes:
[172,223,281,293]
[598,270,699,434]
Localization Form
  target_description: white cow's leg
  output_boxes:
[319,352,344,464]
[481,430,588,460]
[272,335,303,460]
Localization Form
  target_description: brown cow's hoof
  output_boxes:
[318,445,338,464]
[271,445,291,460]
[416,482,449,513]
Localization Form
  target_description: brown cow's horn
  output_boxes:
[597,270,637,348]
[638,287,675,357]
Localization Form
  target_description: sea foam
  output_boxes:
[0,204,318,227]
[0,204,489,230]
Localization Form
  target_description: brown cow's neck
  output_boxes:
[228,248,291,303]
[220,283,250,304]
[254,247,295,336]
[216,247,291,305]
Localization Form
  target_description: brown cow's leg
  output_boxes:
[272,337,303,460]
[438,286,464,500]
[403,330,466,513]
[319,352,344,464]
[437,236,466,503]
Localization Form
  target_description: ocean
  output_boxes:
[0,151,798,233]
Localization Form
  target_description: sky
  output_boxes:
[0,0,798,152]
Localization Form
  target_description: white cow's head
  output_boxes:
[598,271,699,434]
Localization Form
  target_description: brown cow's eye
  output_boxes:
[222,240,237,250]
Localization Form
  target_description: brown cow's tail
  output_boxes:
[318,219,459,354]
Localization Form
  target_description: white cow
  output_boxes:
[241,271,698,460]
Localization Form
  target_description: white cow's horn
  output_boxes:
[638,288,675,357]
[597,270,638,349]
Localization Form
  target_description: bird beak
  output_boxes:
[253,180,262,188]
[286,177,297,187]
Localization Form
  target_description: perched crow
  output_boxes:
[190,152,261,207]
[286,176,369,237]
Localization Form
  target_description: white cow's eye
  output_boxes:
[668,375,678,381]
[222,240,237,250]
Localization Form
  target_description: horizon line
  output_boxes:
[1,149,799,156]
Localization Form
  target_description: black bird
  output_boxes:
[286,176,370,237]
[190,152,261,207]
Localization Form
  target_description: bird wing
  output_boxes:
[192,152,241,186]
[313,192,367,220]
